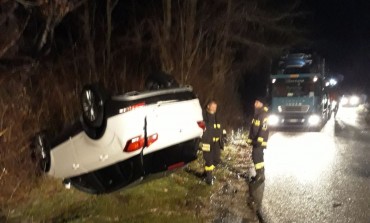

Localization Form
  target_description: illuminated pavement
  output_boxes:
[261,107,370,223]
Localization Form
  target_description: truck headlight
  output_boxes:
[268,114,279,126]
[308,115,321,126]
[350,96,359,105]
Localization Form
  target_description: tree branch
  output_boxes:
[0,15,30,58]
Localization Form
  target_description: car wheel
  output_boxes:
[145,71,179,90]
[81,84,106,129]
[32,132,51,172]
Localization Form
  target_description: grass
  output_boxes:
[4,144,256,223]
[5,158,212,222]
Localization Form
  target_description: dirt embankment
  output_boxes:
[209,144,258,223]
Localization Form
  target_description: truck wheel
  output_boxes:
[81,84,106,129]
[32,132,51,172]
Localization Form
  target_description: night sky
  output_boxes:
[242,0,370,113]
[307,0,370,91]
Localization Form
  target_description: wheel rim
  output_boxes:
[35,134,50,171]
[82,89,98,122]
[37,135,47,159]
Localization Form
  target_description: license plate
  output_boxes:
[288,119,299,123]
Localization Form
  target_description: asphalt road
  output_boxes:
[261,106,370,223]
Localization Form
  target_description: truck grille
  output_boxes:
[280,105,309,113]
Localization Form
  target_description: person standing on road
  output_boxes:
[199,100,224,185]
[247,97,269,212]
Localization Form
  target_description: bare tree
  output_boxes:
[15,0,86,54]
[0,1,30,59]
[83,1,97,82]
[103,0,119,83]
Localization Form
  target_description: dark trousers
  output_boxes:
[249,168,265,210]
[249,146,265,210]
[203,143,221,183]
[252,146,264,167]
[203,143,221,168]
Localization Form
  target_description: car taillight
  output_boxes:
[197,121,206,131]
[147,133,158,146]
[119,102,145,114]
[124,133,158,152]
[124,135,145,152]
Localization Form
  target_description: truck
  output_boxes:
[268,52,331,130]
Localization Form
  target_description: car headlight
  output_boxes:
[350,96,360,105]
[268,114,279,126]
[308,115,321,126]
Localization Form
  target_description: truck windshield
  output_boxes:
[272,78,319,97]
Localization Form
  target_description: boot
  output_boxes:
[205,171,214,185]
[249,168,265,211]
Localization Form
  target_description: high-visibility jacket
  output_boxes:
[247,106,269,148]
[200,111,224,151]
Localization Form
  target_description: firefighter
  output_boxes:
[200,100,224,185]
[247,97,269,212]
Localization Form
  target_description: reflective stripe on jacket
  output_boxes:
[201,111,223,149]
[247,106,269,148]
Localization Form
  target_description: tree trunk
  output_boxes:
[105,0,118,85]
[83,1,97,82]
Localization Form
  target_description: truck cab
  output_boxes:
[268,53,331,130]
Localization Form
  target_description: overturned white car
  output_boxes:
[32,82,204,194]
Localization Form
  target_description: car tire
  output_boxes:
[81,84,106,129]
[81,84,109,139]
[32,132,51,172]
[145,71,179,90]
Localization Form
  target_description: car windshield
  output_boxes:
[272,78,319,97]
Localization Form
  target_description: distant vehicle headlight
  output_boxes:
[341,97,349,105]
[268,114,279,126]
[308,115,321,126]
[350,96,360,105]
